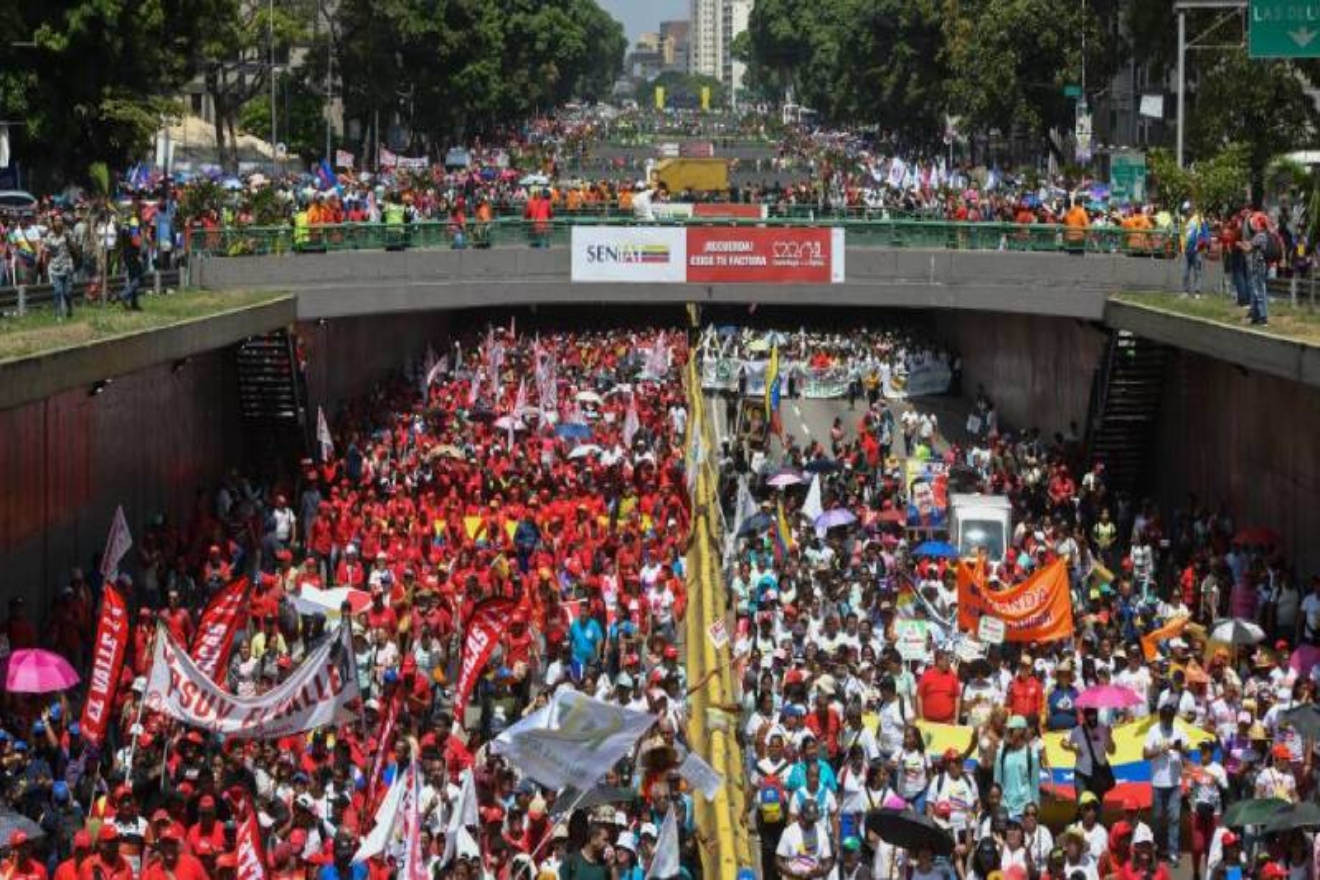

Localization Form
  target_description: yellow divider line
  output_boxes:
[683,353,753,876]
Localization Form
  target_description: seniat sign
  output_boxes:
[571,226,845,283]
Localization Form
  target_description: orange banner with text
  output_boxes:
[957,558,1075,643]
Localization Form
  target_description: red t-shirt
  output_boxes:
[1007,676,1044,719]
[918,667,961,723]
[142,854,209,880]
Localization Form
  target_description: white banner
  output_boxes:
[492,689,656,790]
[571,227,687,284]
[100,505,133,580]
[145,624,359,738]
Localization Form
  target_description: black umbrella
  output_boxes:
[866,808,954,857]
[1279,704,1320,740]
[736,512,773,538]
[1264,801,1320,833]
[803,458,840,474]
[0,811,43,842]
[549,785,638,818]
[1221,798,1288,828]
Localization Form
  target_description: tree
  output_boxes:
[239,73,326,164]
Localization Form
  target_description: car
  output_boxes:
[0,190,37,215]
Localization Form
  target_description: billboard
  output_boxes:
[686,227,845,284]
[570,227,688,283]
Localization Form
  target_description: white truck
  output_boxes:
[949,494,1014,561]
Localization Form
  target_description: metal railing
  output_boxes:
[187,218,1183,259]
[0,269,183,317]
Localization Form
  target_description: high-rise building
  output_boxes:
[660,20,690,74]
[689,0,753,106]
[722,0,753,107]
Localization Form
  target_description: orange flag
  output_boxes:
[957,558,1074,643]
[1140,615,1190,662]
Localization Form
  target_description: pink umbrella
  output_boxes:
[4,649,80,694]
[1075,684,1143,710]
[1290,644,1320,674]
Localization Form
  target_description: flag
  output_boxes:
[492,689,657,791]
[646,807,680,879]
[886,157,906,189]
[400,760,426,880]
[508,314,516,340]
[454,598,517,724]
[764,345,782,435]
[355,769,407,862]
[467,372,482,407]
[724,476,757,570]
[99,505,132,581]
[773,499,795,562]
[422,354,447,399]
[623,394,640,448]
[316,159,337,190]
[802,474,824,527]
[514,377,528,416]
[316,407,334,462]
[190,577,250,681]
[441,769,479,867]
[235,801,267,880]
[379,147,398,169]
[79,585,128,746]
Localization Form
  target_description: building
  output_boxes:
[689,0,753,105]
[660,20,690,74]
[722,0,753,108]
[626,24,690,81]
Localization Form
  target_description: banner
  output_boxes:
[492,689,657,791]
[79,585,129,746]
[956,558,1074,643]
[191,577,250,682]
[334,149,354,170]
[906,459,950,529]
[454,598,517,723]
[100,505,132,580]
[317,407,334,461]
[686,227,846,284]
[570,227,687,283]
[145,624,359,738]
[691,203,766,220]
[235,803,267,880]
[367,691,401,806]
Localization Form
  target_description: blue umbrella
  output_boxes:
[912,540,960,559]
[736,512,773,538]
[555,423,591,440]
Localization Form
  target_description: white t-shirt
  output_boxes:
[776,820,835,874]
[1067,724,1113,777]
[1144,722,1189,788]
[1115,666,1152,716]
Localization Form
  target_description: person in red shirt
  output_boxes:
[1006,655,1044,722]
[186,795,227,854]
[160,590,194,646]
[79,826,134,880]
[143,827,208,880]
[916,648,961,723]
[4,598,37,651]
[803,688,842,761]
[5,832,47,880]
[363,587,398,634]
[52,831,90,880]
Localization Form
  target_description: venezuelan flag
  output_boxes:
[765,345,782,435]
[772,499,795,562]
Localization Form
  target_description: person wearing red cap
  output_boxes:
[1254,743,1298,802]
[4,831,47,880]
[187,794,227,854]
[109,785,148,874]
[52,830,90,880]
[78,826,133,880]
[142,826,207,880]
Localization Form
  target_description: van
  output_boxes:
[949,494,1014,561]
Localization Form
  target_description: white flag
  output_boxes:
[440,769,479,867]
[646,807,681,879]
[802,474,824,531]
[316,407,334,461]
[422,354,447,399]
[492,690,655,791]
[354,771,406,862]
[99,505,132,581]
[400,761,426,880]
[467,372,482,408]
[514,378,528,416]
[677,752,724,801]
[886,157,906,189]
[623,394,640,448]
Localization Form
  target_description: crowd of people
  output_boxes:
[7,324,731,880]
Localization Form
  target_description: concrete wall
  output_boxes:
[0,347,243,609]
[939,311,1109,434]
[1155,349,1320,576]
[194,246,1183,322]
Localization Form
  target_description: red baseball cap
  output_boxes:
[98,825,119,843]
[9,831,27,848]
[73,831,91,850]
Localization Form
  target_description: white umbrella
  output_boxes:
[493,415,525,431]
[575,390,603,404]
[568,444,602,460]
[1209,618,1266,646]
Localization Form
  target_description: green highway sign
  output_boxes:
[1110,152,1147,203]
[1063,84,1082,99]
[1249,1,1320,58]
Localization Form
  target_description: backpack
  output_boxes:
[758,762,789,825]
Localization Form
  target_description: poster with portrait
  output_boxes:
[905,459,949,529]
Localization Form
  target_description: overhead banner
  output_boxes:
[687,227,846,284]
[957,559,1074,643]
[80,585,129,747]
[570,227,688,283]
[145,624,359,738]
[191,577,250,682]
[454,598,518,723]
[572,227,846,284]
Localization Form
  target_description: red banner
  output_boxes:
[79,585,129,746]
[191,577,250,682]
[235,801,267,880]
[956,558,1075,643]
[366,691,401,807]
[686,227,842,284]
[454,598,517,723]
[691,203,765,220]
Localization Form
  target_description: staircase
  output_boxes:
[1085,330,1169,492]
[235,330,307,478]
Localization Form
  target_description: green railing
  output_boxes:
[187,217,1182,259]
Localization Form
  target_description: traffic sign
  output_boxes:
[1110,151,1148,203]
[1249,0,1320,58]
[1063,84,1083,99]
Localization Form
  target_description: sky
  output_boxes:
[599,0,689,44]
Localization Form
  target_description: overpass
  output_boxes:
[191,219,1186,321]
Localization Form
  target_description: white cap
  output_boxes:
[616,672,634,689]
[640,822,659,838]
[1133,825,1155,846]
[295,793,315,809]
[616,831,637,853]
[131,677,147,693]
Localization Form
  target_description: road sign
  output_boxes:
[1249,0,1320,58]
[1110,151,1148,203]
[1063,84,1083,98]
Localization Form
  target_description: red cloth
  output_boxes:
[1006,676,1044,720]
[917,667,960,723]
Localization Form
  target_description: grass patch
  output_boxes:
[1113,291,1320,348]
[0,289,287,362]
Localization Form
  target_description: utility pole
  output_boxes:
[1174,0,1247,168]
[269,0,278,176]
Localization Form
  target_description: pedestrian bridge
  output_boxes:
[189,218,1186,321]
